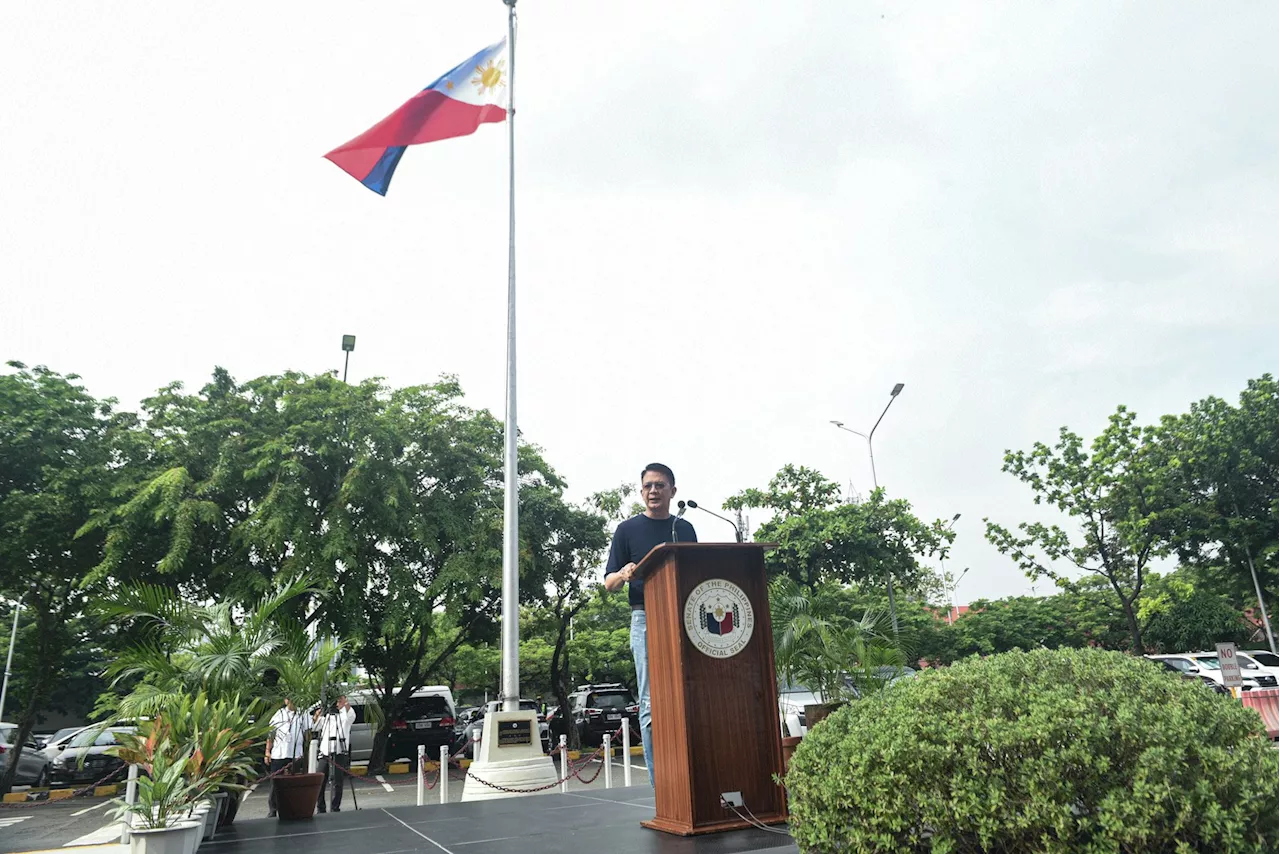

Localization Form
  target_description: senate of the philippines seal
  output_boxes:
[683,578,755,658]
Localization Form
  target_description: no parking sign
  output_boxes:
[1216,642,1243,690]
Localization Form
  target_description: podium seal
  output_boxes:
[683,578,755,658]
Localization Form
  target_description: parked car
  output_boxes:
[1189,652,1278,689]
[566,683,639,747]
[463,700,551,759]
[1237,652,1280,683]
[37,725,90,764]
[50,726,134,786]
[777,680,821,738]
[345,686,457,764]
[0,723,52,787]
[1145,655,1228,694]
[1148,654,1262,691]
[1244,650,1280,670]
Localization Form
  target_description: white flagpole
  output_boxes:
[499,0,520,714]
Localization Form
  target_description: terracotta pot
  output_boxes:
[781,736,803,773]
[803,702,845,731]
[272,772,325,821]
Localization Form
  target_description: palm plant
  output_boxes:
[92,572,334,720]
[771,577,906,705]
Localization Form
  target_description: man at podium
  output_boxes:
[602,463,697,787]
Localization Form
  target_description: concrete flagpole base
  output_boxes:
[460,710,559,802]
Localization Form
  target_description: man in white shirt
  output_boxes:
[312,694,357,813]
[264,696,305,819]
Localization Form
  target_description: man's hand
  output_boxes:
[618,562,637,582]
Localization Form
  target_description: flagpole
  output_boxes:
[499,0,520,714]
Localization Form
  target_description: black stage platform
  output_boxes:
[203,786,797,854]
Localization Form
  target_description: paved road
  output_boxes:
[0,754,649,854]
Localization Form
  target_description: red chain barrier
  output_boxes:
[463,723,626,794]
[0,763,129,810]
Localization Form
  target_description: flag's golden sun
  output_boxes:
[472,59,506,97]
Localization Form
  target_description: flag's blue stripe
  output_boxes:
[362,146,407,196]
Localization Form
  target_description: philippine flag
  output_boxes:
[324,40,508,196]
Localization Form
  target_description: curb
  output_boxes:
[387,763,410,774]
[49,789,76,801]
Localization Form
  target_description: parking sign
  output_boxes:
[1216,642,1242,689]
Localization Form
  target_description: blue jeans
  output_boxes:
[630,609,654,787]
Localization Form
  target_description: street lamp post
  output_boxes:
[341,334,356,383]
[948,567,970,626]
[831,382,906,631]
[939,512,961,622]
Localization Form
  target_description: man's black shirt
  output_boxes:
[603,513,698,609]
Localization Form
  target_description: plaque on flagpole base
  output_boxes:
[459,710,560,802]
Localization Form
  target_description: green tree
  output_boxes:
[1139,571,1254,653]
[0,363,134,795]
[725,465,953,593]
[87,368,607,769]
[1149,375,1278,650]
[986,408,1166,653]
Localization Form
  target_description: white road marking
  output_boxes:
[65,821,126,846]
[374,774,395,792]
[0,815,31,828]
[70,799,113,817]
[380,809,455,854]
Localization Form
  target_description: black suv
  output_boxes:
[387,694,457,758]
[568,683,639,746]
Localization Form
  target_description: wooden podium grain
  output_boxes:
[634,542,787,836]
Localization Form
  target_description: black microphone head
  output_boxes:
[678,500,686,510]
[686,500,699,509]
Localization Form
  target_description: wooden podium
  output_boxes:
[635,543,787,836]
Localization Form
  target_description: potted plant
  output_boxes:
[771,579,905,757]
[108,725,204,854]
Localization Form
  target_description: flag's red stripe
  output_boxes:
[324,90,507,181]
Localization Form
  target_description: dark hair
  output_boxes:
[641,463,676,486]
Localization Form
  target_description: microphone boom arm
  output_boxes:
[686,501,743,543]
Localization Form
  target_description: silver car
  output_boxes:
[0,723,52,787]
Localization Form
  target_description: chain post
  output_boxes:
[559,735,568,793]
[439,744,449,804]
[119,764,139,843]
[416,745,425,806]
[622,724,632,787]
[602,732,612,789]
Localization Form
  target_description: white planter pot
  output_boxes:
[129,821,202,854]
[197,803,217,841]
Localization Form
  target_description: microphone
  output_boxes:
[672,500,687,542]
[686,500,743,543]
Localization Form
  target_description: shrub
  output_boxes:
[785,647,1278,853]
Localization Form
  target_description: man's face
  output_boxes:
[337,696,348,709]
[284,698,296,711]
[641,470,676,517]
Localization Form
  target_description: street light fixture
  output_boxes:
[831,382,907,631]
[341,334,356,383]
[948,567,970,626]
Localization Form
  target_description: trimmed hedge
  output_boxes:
[785,647,1278,853]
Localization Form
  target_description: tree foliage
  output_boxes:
[0,363,135,794]
[985,408,1167,652]
[726,465,953,592]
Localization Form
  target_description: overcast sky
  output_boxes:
[3,2,1276,603]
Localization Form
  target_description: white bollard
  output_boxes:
[440,745,449,804]
[307,739,318,773]
[559,735,568,793]
[416,745,425,806]
[622,725,632,787]
[603,732,612,789]
[120,764,139,843]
